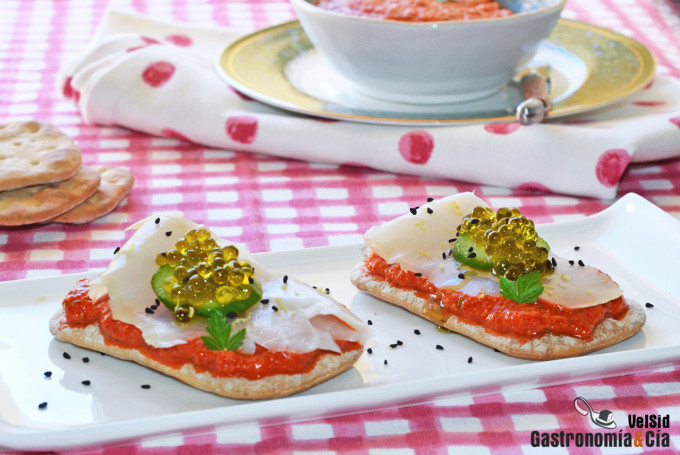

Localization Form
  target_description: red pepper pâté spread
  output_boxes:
[61,279,361,380]
[315,0,513,22]
[364,253,629,342]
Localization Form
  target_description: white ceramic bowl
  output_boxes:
[290,0,567,104]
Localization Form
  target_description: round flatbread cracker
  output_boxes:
[0,166,101,226]
[0,121,82,191]
[52,166,134,224]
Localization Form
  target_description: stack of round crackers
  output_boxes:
[0,121,134,226]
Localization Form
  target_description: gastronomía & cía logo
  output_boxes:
[530,396,671,448]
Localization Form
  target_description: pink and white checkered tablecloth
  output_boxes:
[1,0,680,453]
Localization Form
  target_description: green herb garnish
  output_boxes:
[201,312,246,351]
[499,270,544,304]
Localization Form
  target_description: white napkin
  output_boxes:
[59,10,680,199]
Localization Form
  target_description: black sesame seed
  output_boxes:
[384,359,388,365]
[63,352,71,360]
[427,208,434,214]
[436,345,444,350]
[427,197,434,202]
[397,340,403,346]
[467,252,477,259]
[151,304,159,310]
[468,246,474,253]
[44,371,52,378]
[155,298,160,305]
[227,312,237,319]
[414,329,421,335]
[569,260,575,265]
[470,219,480,225]
[325,288,330,294]
[390,343,398,349]
[458,273,465,280]
[646,302,654,308]
[165,231,172,237]
[38,402,48,410]
[448,249,453,257]
[574,246,580,251]
[113,246,120,255]
[248,277,254,284]
[551,257,557,267]
[183,276,189,283]
[141,384,151,389]
[448,238,457,243]
[81,380,91,386]
[409,208,417,215]
[367,348,373,354]
[368,320,373,325]
[272,306,278,312]
[261,299,270,304]
[578,260,585,267]
[155,217,160,224]
[467,356,473,364]
[82,357,89,363]
[414,272,422,277]
[283,275,288,284]
[145,308,154,314]
[442,252,447,259]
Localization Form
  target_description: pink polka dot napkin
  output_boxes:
[59,10,680,199]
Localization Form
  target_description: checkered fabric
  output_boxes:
[1,0,679,453]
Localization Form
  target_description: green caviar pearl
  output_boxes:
[174,305,195,323]
[196,228,210,243]
[212,267,228,285]
[175,239,189,254]
[496,208,511,219]
[166,250,181,267]
[155,252,168,267]
[170,285,187,302]
[234,284,252,300]
[163,276,178,293]
[196,262,212,279]
[173,265,189,281]
[187,274,202,288]
[228,269,245,286]
[239,262,254,278]
[222,245,239,261]
[215,286,234,304]
[201,238,218,251]
[184,229,197,242]
[185,249,201,266]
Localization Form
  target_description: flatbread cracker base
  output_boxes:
[49,307,363,400]
[0,121,81,191]
[0,166,101,226]
[52,166,134,224]
[351,264,646,361]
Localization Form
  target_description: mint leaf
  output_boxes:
[201,336,223,351]
[202,311,245,351]
[499,271,544,304]
[227,328,246,351]
[499,275,520,302]
[206,312,228,342]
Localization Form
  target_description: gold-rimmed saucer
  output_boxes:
[217,19,655,126]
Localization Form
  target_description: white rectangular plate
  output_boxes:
[1,193,680,450]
